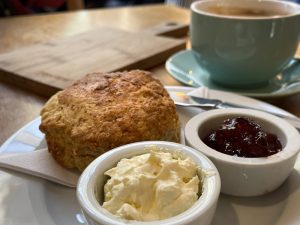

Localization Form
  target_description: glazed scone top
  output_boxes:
[55,70,178,143]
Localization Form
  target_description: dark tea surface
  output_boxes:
[205,5,288,17]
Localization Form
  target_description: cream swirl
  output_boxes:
[102,147,200,221]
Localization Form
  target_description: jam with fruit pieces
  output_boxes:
[203,117,282,157]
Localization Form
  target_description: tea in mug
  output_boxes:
[204,5,289,17]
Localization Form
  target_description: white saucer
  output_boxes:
[166,50,300,98]
[1,86,300,225]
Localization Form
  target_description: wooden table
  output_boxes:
[0,4,299,145]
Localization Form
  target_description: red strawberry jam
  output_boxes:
[203,117,282,157]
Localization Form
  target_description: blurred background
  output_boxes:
[0,0,165,17]
[0,0,299,17]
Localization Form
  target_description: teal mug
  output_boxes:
[190,0,300,88]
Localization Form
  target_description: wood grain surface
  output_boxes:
[0,4,299,145]
[0,25,186,96]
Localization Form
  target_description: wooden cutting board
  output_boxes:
[0,22,187,97]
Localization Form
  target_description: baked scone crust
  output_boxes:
[40,70,180,171]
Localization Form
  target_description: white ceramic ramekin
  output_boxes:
[77,141,221,225]
[185,108,300,197]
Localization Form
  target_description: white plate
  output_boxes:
[1,86,300,225]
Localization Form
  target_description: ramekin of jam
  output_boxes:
[185,108,300,197]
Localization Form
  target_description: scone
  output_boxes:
[39,70,180,171]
